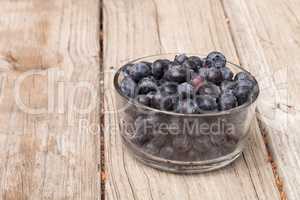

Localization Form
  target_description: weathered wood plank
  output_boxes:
[103,0,280,199]
[0,1,101,199]
[223,0,300,199]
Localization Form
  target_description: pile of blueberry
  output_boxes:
[120,52,257,113]
[118,52,258,161]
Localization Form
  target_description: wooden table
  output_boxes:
[0,0,299,199]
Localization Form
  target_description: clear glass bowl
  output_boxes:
[113,53,259,173]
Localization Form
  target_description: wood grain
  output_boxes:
[223,0,300,199]
[0,0,101,199]
[103,0,280,199]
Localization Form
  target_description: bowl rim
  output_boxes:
[113,53,260,117]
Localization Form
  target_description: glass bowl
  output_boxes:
[113,53,259,173]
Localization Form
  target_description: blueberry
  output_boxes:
[188,56,203,68]
[234,71,255,82]
[210,133,227,146]
[152,59,170,79]
[207,67,223,84]
[186,69,196,82]
[234,78,256,105]
[150,134,169,149]
[159,146,174,159]
[172,134,192,153]
[220,67,233,81]
[133,116,155,145]
[189,69,198,80]
[197,82,221,99]
[191,75,205,90]
[144,143,160,155]
[175,99,199,114]
[159,82,178,95]
[136,95,151,106]
[136,77,158,94]
[121,63,133,77]
[146,91,156,99]
[235,86,251,105]
[237,79,255,89]
[187,149,199,160]
[202,58,215,68]
[220,80,237,93]
[149,91,177,111]
[141,61,152,68]
[177,82,194,98]
[160,95,178,111]
[219,92,238,110]
[195,95,218,112]
[192,136,211,153]
[206,51,226,68]
[158,79,167,86]
[164,65,187,83]
[182,59,198,72]
[129,62,152,82]
[174,54,188,64]
[149,91,163,109]
[120,77,137,98]
[224,131,239,150]
[197,68,209,81]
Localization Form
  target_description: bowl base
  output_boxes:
[122,137,243,174]
[135,151,242,174]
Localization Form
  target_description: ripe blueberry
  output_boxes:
[159,82,178,95]
[133,116,155,145]
[197,82,221,99]
[220,67,233,81]
[121,63,133,77]
[182,59,198,72]
[202,58,215,68]
[237,79,255,89]
[174,54,188,64]
[193,136,211,153]
[152,59,170,79]
[187,149,199,160]
[150,135,169,149]
[159,146,174,159]
[129,62,152,82]
[188,56,203,68]
[164,65,187,83]
[207,67,223,84]
[136,77,158,94]
[177,82,194,98]
[234,71,255,82]
[120,77,137,98]
[195,95,218,112]
[198,68,209,80]
[206,51,226,68]
[219,92,238,110]
[144,143,160,155]
[175,99,199,114]
[160,95,178,111]
[235,86,251,105]
[172,134,192,153]
[220,80,237,93]
[136,95,151,106]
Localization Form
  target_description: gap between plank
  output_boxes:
[99,0,106,199]
[219,0,287,199]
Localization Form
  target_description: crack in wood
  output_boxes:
[257,118,288,200]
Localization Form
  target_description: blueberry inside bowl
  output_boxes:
[113,52,259,173]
